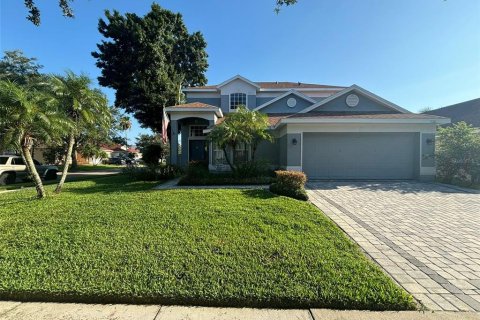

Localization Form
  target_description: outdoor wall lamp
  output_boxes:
[426,138,434,145]
[292,138,298,145]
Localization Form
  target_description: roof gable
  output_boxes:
[253,90,316,112]
[217,75,260,89]
[299,85,411,114]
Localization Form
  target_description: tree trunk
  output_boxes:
[55,132,75,194]
[71,140,78,169]
[21,143,46,199]
[222,147,235,172]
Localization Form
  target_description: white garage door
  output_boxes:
[303,132,418,180]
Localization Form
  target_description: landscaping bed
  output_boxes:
[0,174,415,310]
[178,174,272,186]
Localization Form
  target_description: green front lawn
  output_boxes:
[0,175,415,310]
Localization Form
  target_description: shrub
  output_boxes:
[275,170,307,189]
[142,143,165,165]
[270,182,308,201]
[178,174,272,186]
[436,122,480,185]
[185,161,210,179]
[178,160,274,185]
[123,164,183,181]
[269,170,308,201]
[234,160,271,178]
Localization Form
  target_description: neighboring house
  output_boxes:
[165,75,449,181]
[423,97,480,131]
[100,145,141,160]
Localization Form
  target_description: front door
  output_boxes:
[189,140,207,162]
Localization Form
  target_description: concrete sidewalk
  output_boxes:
[0,302,478,320]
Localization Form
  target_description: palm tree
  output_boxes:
[0,80,71,198]
[208,106,272,172]
[49,71,111,194]
[119,116,132,147]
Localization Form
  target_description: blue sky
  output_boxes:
[1,0,479,144]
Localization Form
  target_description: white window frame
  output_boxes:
[229,92,247,110]
[189,125,207,138]
[213,143,228,165]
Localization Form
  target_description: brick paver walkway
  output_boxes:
[307,181,480,312]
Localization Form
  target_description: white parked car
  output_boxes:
[0,155,58,185]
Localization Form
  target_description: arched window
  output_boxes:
[229,93,247,110]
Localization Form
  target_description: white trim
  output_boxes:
[183,87,345,93]
[298,85,411,114]
[275,117,450,128]
[182,88,218,92]
[258,87,345,92]
[253,89,317,111]
[165,106,223,118]
[217,75,260,89]
[285,123,438,134]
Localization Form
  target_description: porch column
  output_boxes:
[170,120,178,165]
[208,120,214,167]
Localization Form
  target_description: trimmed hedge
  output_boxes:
[123,164,183,181]
[178,160,273,186]
[269,170,308,201]
[179,174,272,186]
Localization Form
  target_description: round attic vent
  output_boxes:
[346,94,359,107]
[287,97,297,108]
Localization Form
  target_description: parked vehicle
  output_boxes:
[0,155,59,185]
[107,157,126,165]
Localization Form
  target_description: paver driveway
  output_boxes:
[307,181,480,312]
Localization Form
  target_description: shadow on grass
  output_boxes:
[307,180,473,194]
[65,174,161,195]
[240,189,278,200]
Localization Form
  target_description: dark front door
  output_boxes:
[189,140,207,162]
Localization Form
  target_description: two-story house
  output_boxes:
[165,75,449,180]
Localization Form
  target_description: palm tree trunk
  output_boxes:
[222,147,235,172]
[55,132,75,194]
[21,144,46,199]
[71,140,78,169]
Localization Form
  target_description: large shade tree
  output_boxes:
[92,3,208,132]
[49,71,111,193]
[208,106,273,172]
[0,80,71,198]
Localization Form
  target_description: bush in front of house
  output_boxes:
[142,143,166,165]
[233,160,272,178]
[178,160,273,185]
[436,122,480,186]
[269,170,308,201]
[123,164,183,181]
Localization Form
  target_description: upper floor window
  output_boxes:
[230,93,247,110]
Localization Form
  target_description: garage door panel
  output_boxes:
[303,133,417,179]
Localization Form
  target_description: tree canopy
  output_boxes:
[0,50,43,84]
[92,3,208,132]
[208,106,273,172]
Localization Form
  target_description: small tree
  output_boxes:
[49,71,111,193]
[0,80,71,198]
[436,122,480,184]
[208,106,273,172]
